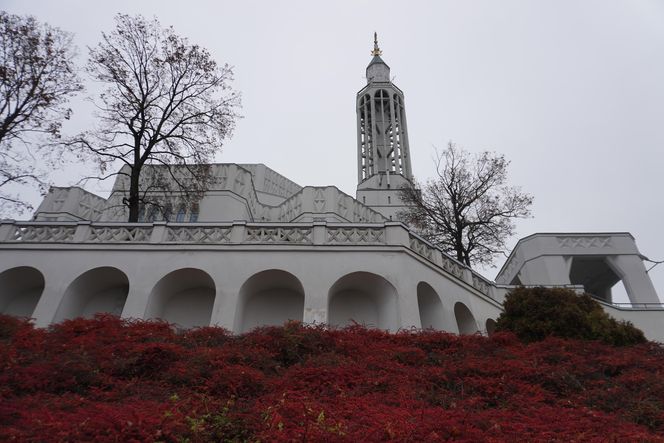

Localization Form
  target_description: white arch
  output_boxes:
[417,281,445,330]
[0,267,45,318]
[237,269,305,333]
[146,268,215,328]
[54,267,129,322]
[454,302,478,335]
[485,318,497,336]
[328,272,399,331]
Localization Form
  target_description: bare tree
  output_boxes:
[400,142,533,267]
[0,12,82,214]
[66,14,240,222]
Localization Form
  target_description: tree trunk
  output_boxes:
[128,167,140,222]
[456,249,464,264]
[454,229,465,265]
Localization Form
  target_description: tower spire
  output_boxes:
[356,36,414,220]
[371,32,382,56]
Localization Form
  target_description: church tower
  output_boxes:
[356,33,413,220]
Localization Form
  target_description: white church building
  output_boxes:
[1,38,662,340]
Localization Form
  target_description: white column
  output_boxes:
[120,279,153,321]
[395,275,421,330]
[210,284,241,331]
[385,222,409,247]
[356,100,364,183]
[32,284,65,327]
[300,272,332,325]
[73,221,92,242]
[606,255,661,303]
[31,265,82,327]
[369,90,379,176]
[0,221,15,240]
[398,96,413,180]
[150,222,167,243]
[388,94,398,174]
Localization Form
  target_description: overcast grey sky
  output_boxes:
[4,0,664,298]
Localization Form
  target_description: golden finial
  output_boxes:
[371,31,382,56]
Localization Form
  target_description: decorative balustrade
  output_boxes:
[409,235,434,261]
[245,227,312,244]
[407,232,486,294]
[441,255,466,281]
[326,227,385,244]
[7,224,76,242]
[165,226,232,243]
[88,226,152,243]
[472,274,491,295]
[0,220,496,298]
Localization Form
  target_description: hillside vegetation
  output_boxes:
[1,313,663,442]
[496,286,646,346]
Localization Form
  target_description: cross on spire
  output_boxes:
[371,32,382,56]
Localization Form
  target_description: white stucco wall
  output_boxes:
[255,191,287,206]
[356,174,411,221]
[598,303,664,343]
[198,192,253,222]
[4,221,661,341]
[0,223,502,335]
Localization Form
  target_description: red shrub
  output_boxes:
[1,315,663,441]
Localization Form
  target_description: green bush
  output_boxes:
[495,287,646,346]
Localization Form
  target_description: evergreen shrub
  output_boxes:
[495,286,646,346]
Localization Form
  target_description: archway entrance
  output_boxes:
[328,272,399,331]
[146,268,215,328]
[237,270,305,333]
[417,282,445,330]
[454,302,478,335]
[54,267,129,322]
[0,267,45,318]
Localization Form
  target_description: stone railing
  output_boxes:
[88,226,153,243]
[327,226,385,244]
[589,295,664,311]
[604,303,664,310]
[471,274,492,295]
[245,226,312,244]
[409,235,435,261]
[0,220,495,298]
[440,254,466,281]
[165,226,232,243]
[8,224,77,242]
[408,232,472,285]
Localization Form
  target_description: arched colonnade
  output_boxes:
[0,266,496,334]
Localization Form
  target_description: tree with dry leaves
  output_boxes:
[0,12,82,214]
[66,14,240,222]
[400,142,533,267]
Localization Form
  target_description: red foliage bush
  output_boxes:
[1,314,664,441]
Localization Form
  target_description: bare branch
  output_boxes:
[0,12,83,216]
[63,14,241,222]
[400,141,533,267]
